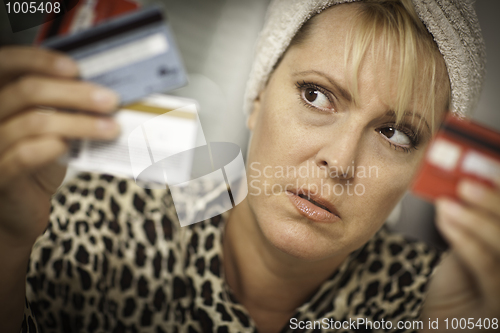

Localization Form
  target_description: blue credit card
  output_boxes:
[42,6,188,105]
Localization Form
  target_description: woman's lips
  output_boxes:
[286,190,340,223]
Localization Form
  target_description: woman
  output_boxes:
[0,0,498,332]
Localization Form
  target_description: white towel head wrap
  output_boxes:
[243,0,486,118]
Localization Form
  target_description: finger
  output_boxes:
[437,199,500,254]
[0,109,120,156]
[0,47,78,87]
[457,179,500,218]
[0,76,119,121]
[436,199,500,305]
[0,137,68,188]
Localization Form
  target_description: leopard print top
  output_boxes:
[22,173,441,333]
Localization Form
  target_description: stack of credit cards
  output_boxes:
[41,5,188,105]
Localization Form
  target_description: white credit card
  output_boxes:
[65,94,206,184]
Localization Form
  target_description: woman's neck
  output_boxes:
[223,198,349,332]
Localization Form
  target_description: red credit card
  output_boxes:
[35,0,140,44]
[412,114,500,202]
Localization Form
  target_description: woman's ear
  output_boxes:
[247,92,263,131]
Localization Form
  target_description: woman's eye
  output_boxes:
[379,127,411,146]
[302,87,331,109]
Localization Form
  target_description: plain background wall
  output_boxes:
[474,0,500,131]
[0,0,498,248]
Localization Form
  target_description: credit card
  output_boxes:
[41,5,188,105]
[65,94,206,183]
[412,114,500,202]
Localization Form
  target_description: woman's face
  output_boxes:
[244,4,448,261]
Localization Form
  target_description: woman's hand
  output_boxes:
[0,46,120,248]
[422,177,500,332]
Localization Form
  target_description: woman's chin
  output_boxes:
[257,215,351,261]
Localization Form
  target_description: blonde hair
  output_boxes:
[290,0,451,132]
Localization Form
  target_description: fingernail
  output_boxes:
[97,118,117,132]
[92,88,118,106]
[458,180,485,200]
[436,198,463,219]
[494,176,500,187]
[56,57,77,74]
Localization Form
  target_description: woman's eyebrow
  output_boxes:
[294,70,432,132]
[385,110,431,132]
[293,70,353,103]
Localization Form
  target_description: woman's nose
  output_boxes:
[314,126,362,180]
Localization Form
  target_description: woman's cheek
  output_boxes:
[347,154,416,224]
[255,103,305,162]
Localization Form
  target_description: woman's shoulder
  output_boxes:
[51,172,177,224]
[47,172,179,238]
[332,225,443,323]
[25,172,214,332]
[367,225,443,272]
[348,225,443,297]
[29,172,182,282]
